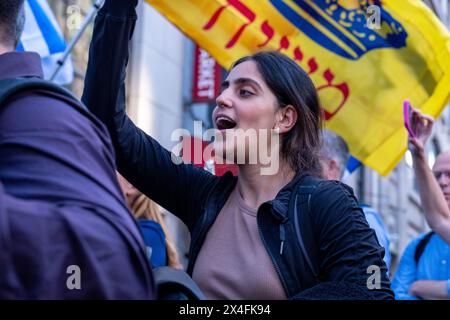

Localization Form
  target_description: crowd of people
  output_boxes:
[0,0,449,300]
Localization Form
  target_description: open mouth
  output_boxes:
[215,115,237,131]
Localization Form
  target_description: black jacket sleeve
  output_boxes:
[310,180,394,299]
[81,0,219,230]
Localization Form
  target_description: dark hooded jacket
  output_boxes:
[0,50,154,298]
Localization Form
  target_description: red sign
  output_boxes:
[181,136,238,176]
[192,45,222,102]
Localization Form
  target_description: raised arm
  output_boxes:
[81,0,218,230]
[408,108,450,244]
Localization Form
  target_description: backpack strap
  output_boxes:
[153,266,205,300]
[289,174,322,284]
[414,231,434,266]
[0,78,86,111]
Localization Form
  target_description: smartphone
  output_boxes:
[403,99,415,138]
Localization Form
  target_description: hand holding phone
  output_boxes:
[403,99,435,157]
[403,99,415,138]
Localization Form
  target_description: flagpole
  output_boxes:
[50,0,104,81]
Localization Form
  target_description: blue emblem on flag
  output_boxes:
[269,0,407,60]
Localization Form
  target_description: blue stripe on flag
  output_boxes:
[27,0,66,54]
[346,156,362,174]
[16,42,25,51]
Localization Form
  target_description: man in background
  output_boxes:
[392,108,450,300]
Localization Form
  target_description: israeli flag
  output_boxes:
[17,0,74,85]
[342,156,362,182]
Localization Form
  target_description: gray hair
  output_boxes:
[0,0,26,48]
[320,129,350,179]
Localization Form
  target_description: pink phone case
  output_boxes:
[403,99,415,138]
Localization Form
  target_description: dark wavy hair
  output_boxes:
[232,51,323,176]
[0,0,25,48]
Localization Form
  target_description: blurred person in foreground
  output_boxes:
[0,0,154,299]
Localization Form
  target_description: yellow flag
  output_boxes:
[145,0,450,176]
